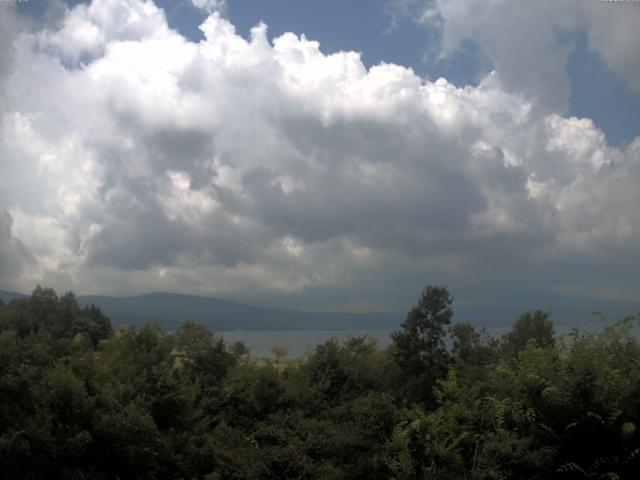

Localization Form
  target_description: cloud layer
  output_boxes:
[414,0,640,111]
[0,0,638,309]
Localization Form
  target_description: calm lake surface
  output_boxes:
[219,330,394,358]
[220,321,639,358]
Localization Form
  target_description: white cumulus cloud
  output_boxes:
[408,0,640,110]
[0,0,638,308]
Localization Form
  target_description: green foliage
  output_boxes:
[391,285,454,405]
[1,286,112,344]
[1,286,639,479]
[502,310,555,357]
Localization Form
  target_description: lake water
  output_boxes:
[220,321,639,358]
[219,329,394,358]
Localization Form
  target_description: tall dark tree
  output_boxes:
[502,310,555,357]
[450,322,498,367]
[391,285,453,405]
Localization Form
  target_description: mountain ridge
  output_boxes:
[0,290,401,331]
[2,289,637,332]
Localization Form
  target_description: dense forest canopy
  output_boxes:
[1,286,639,479]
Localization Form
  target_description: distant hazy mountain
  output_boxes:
[1,289,399,331]
[2,289,636,332]
[0,290,27,303]
[77,292,402,331]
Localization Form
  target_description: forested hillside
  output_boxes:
[1,286,639,479]
[0,290,401,331]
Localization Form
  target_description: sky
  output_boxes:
[0,0,639,319]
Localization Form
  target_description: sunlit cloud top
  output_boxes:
[0,0,639,315]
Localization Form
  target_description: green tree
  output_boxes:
[271,345,289,365]
[174,320,235,388]
[391,285,454,405]
[450,322,498,367]
[502,310,555,357]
